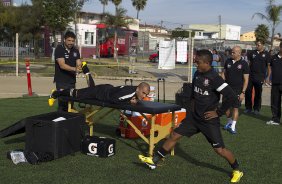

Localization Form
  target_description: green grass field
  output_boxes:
[0,97,281,184]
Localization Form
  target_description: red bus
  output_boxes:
[96,23,138,57]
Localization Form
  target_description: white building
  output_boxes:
[189,24,241,40]
[67,23,97,58]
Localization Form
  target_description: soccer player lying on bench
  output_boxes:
[48,60,150,105]
[48,82,150,106]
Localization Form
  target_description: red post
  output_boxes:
[25,59,33,96]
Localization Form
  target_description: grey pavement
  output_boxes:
[0,75,271,106]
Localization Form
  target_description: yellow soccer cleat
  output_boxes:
[82,61,87,67]
[82,61,90,74]
[231,170,243,183]
[48,89,56,107]
[138,155,156,169]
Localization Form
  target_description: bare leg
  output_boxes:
[232,108,239,121]
[162,131,183,151]
[225,108,231,118]
[213,147,235,165]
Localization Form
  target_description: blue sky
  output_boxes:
[14,0,282,33]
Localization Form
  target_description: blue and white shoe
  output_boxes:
[223,122,232,130]
[227,127,237,134]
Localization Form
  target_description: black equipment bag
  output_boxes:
[25,111,85,159]
[175,83,193,112]
[81,135,115,158]
[0,119,26,138]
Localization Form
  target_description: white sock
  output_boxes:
[231,120,237,130]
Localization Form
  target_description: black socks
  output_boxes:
[87,74,95,87]
[230,159,239,170]
[153,147,169,163]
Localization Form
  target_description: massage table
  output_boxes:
[60,96,182,156]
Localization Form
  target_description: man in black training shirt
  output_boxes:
[54,31,82,111]
[266,42,282,126]
[245,40,270,115]
[139,50,243,183]
[48,82,150,106]
[222,46,249,134]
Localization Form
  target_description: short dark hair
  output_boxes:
[256,40,265,45]
[196,49,213,65]
[64,31,76,39]
[279,42,282,48]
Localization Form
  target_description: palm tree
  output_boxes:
[252,0,282,50]
[104,7,130,62]
[131,0,147,19]
[254,24,270,44]
[99,0,108,14]
[110,0,122,15]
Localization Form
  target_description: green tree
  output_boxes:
[42,0,84,46]
[0,2,6,27]
[171,28,194,39]
[254,24,270,44]
[0,6,22,42]
[252,0,282,50]
[104,7,130,62]
[131,0,147,19]
[99,0,108,14]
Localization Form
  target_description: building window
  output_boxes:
[3,2,11,6]
[84,32,94,45]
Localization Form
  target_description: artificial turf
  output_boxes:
[0,97,281,184]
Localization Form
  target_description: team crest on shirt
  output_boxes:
[73,52,77,57]
[227,64,231,68]
[237,64,242,69]
[262,54,265,57]
[203,78,209,86]
[252,54,256,59]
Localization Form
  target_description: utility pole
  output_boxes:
[160,20,163,33]
[219,15,222,50]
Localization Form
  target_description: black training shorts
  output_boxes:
[222,87,241,108]
[174,114,225,148]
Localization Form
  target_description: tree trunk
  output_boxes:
[52,30,58,47]
[270,26,275,51]
[114,29,118,62]
[74,12,78,46]
[34,34,40,59]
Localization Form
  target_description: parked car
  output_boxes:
[149,53,159,62]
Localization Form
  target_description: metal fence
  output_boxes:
[0,39,46,58]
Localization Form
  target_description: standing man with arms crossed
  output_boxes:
[266,42,282,126]
[54,31,82,111]
[245,40,271,115]
[222,46,249,134]
[139,50,243,183]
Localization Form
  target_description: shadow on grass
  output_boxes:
[238,108,270,122]
[174,144,230,175]
[4,135,25,144]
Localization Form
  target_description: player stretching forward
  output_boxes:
[139,50,243,183]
